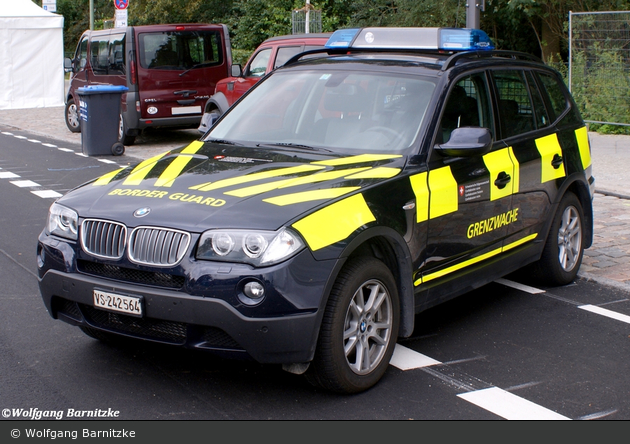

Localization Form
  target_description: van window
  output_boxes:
[76,37,88,70]
[138,31,223,70]
[109,33,126,75]
[90,36,110,75]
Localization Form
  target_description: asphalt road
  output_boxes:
[1,125,630,423]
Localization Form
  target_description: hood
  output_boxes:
[58,141,407,233]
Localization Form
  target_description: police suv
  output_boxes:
[37,28,594,394]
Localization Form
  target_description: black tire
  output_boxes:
[528,192,585,286]
[79,326,121,343]
[65,98,81,133]
[306,257,400,394]
[118,114,135,146]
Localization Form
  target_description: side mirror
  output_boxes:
[435,127,493,157]
[64,57,73,73]
[231,64,242,77]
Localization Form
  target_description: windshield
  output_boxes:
[205,69,436,153]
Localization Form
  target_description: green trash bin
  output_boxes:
[77,85,128,156]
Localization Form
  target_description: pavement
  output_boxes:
[1,105,629,291]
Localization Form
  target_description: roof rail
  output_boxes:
[441,50,542,70]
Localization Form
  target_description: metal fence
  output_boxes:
[291,9,322,34]
[569,10,630,127]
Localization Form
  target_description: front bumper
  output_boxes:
[37,233,338,365]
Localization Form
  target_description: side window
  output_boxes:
[76,37,88,70]
[439,73,493,143]
[536,72,570,122]
[246,49,272,77]
[274,46,303,69]
[491,70,535,139]
[90,36,110,75]
[525,71,549,129]
[108,33,125,75]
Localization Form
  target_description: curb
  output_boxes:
[578,271,630,293]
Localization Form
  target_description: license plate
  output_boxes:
[93,289,142,317]
[171,106,201,115]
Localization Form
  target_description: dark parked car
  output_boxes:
[39,27,594,394]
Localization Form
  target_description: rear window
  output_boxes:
[138,31,223,70]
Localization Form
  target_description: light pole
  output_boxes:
[466,0,485,29]
[90,0,94,30]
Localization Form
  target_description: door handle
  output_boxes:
[494,171,511,189]
[551,153,563,169]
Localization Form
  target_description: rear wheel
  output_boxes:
[65,98,80,133]
[306,257,399,394]
[529,192,585,286]
[118,113,135,146]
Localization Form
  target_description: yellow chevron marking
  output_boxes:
[344,167,401,179]
[536,133,566,183]
[312,154,402,166]
[194,165,325,192]
[575,126,592,170]
[122,152,170,186]
[226,167,369,197]
[292,194,375,251]
[428,166,458,218]
[92,168,125,186]
[409,172,429,223]
[154,141,204,187]
[263,187,361,206]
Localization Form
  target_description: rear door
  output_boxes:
[135,26,228,120]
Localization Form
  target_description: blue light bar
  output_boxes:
[325,27,495,51]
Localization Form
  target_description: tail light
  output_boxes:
[129,50,137,85]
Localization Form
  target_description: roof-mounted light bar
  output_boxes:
[325,27,495,52]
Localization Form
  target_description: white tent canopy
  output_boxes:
[0,0,65,109]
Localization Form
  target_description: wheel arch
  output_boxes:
[337,227,415,338]
[555,174,594,249]
[204,92,229,115]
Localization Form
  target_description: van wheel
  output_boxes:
[529,192,585,286]
[119,114,135,146]
[306,257,399,394]
[65,98,81,133]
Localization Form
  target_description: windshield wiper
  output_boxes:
[206,138,240,145]
[256,142,332,152]
[179,62,213,77]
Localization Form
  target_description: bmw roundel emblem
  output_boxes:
[133,207,151,217]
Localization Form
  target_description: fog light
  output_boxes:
[243,281,265,299]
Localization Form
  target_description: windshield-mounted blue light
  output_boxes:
[325,28,361,48]
[324,27,495,52]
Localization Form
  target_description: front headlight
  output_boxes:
[196,228,304,266]
[47,202,78,240]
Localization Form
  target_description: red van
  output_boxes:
[197,33,331,133]
[64,24,232,145]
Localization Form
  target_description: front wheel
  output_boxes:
[306,257,400,394]
[65,98,81,133]
[529,192,585,286]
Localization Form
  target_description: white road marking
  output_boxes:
[58,148,74,152]
[98,159,118,164]
[578,304,630,324]
[14,135,27,139]
[1,132,14,135]
[457,387,571,420]
[27,139,41,143]
[390,344,441,370]
[75,153,88,157]
[0,172,20,179]
[31,190,62,198]
[10,180,40,188]
[495,278,546,294]
[42,143,58,148]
